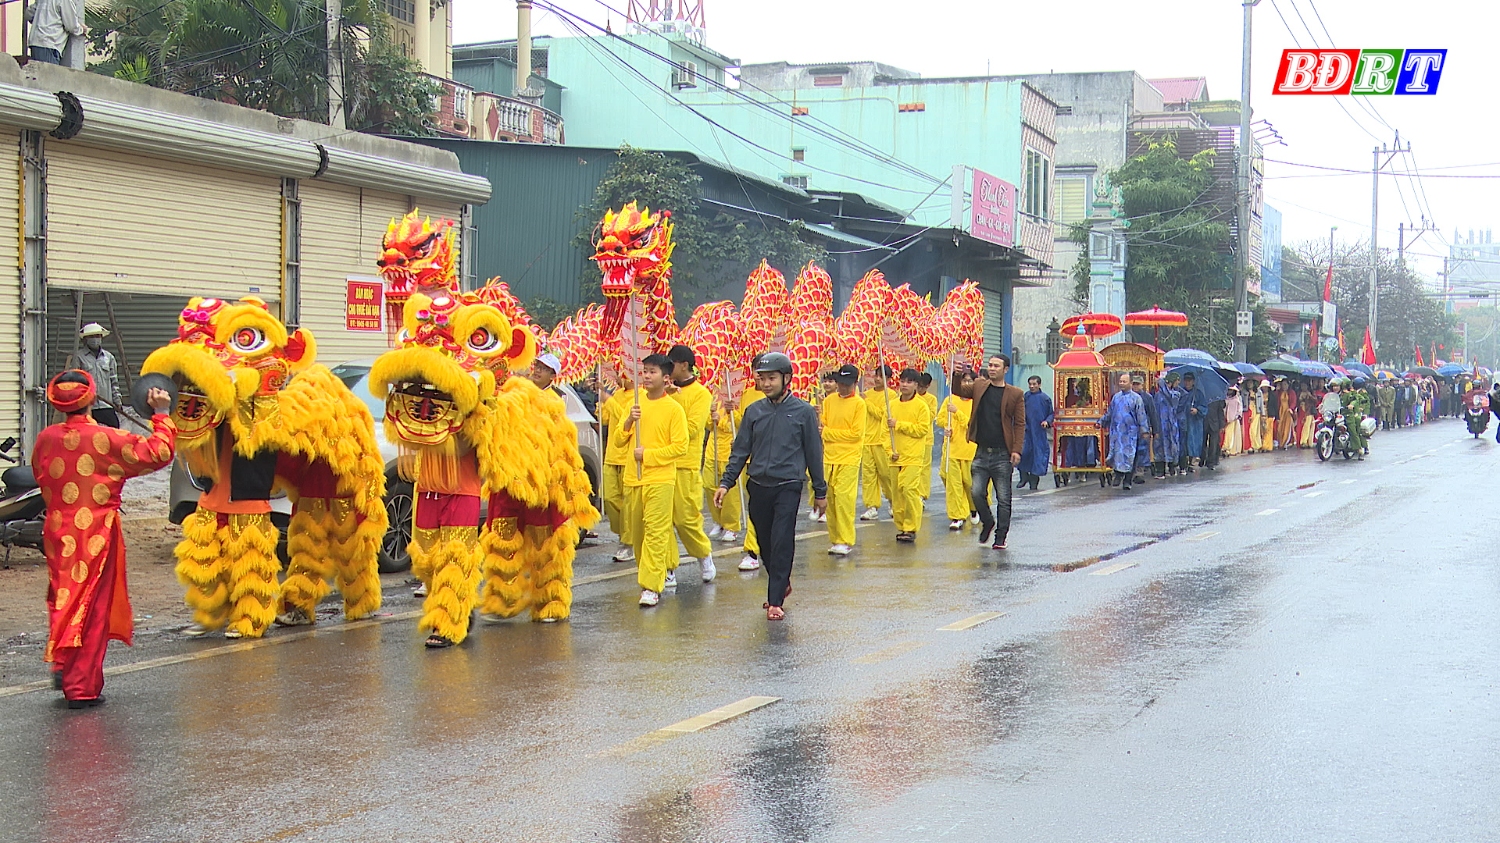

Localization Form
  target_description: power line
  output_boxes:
[534,0,947,188]
[543,9,954,200]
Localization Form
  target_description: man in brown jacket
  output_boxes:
[966,354,1027,549]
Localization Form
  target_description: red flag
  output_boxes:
[1360,326,1376,366]
[1415,344,1425,367]
[1323,263,1333,302]
[1337,321,1347,358]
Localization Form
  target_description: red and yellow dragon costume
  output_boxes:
[371,212,597,644]
[142,297,388,638]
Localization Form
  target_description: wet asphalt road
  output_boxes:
[2,419,1498,842]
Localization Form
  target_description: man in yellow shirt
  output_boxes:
[666,345,716,585]
[918,371,938,500]
[889,368,932,542]
[620,354,688,607]
[599,372,637,563]
[820,364,865,556]
[703,392,741,544]
[860,365,896,521]
[939,368,978,530]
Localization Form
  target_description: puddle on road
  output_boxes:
[616,552,1273,841]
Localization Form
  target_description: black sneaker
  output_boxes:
[991,538,1007,550]
[65,696,104,710]
[979,523,994,544]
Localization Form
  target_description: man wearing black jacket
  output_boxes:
[717,352,827,620]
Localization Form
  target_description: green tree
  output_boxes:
[86,0,438,134]
[572,146,826,316]
[1287,238,1457,367]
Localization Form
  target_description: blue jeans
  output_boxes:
[28,47,62,65]
[970,448,1014,540]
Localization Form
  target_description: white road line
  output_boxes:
[1255,508,1280,516]
[659,696,781,733]
[1339,479,1356,485]
[1185,531,1220,542]
[937,612,1006,631]
[1304,491,1325,498]
[1088,562,1138,576]
[852,641,928,664]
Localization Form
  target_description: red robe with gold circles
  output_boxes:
[33,413,176,663]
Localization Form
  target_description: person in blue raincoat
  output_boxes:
[1017,375,1054,491]
[1177,371,1209,472]
[1099,373,1151,490]
[1155,372,1183,476]
[1130,372,1159,484]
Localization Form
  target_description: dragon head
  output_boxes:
[591,203,673,338]
[377,210,458,311]
[368,291,538,450]
[141,296,317,449]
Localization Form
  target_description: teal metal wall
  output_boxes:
[419,140,612,308]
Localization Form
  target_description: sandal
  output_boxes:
[764,603,785,621]
[424,634,455,649]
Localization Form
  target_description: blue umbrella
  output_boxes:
[1168,364,1228,401]
[1233,361,1266,377]
[1163,348,1218,367]
[1342,360,1375,378]
[1435,363,1467,378]
[1298,360,1337,379]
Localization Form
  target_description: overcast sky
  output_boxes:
[454,0,1485,285]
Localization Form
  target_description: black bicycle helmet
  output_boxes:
[754,351,794,375]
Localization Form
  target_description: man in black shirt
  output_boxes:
[717,352,826,620]
[965,354,1027,550]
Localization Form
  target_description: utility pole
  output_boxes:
[1369,134,1412,356]
[1232,0,1261,363]
[326,0,345,128]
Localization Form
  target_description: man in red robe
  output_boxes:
[34,370,175,708]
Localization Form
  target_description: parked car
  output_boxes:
[168,359,603,575]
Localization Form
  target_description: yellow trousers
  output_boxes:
[629,483,675,593]
[943,457,972,520]
[826,463,859,546]
[892,463,926,532]
[701,461,741,532]
[603,463,628,538]
[672,468,714,565]
[861,444,894,510]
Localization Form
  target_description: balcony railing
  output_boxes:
[422,74,564,145]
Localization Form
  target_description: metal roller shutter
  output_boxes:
[46,143,282,301]
[46,290,184,387]
[981,286,1004,360]
[297,181,410,366]
[0,131,20,440]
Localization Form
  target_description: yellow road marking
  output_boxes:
[852,641,927,664]
[1088,562,1137,576]
[938,611,1005,631]
[603,695,781,757]
[1185,531,1219,542]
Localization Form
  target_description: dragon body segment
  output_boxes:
[142,297,387,638]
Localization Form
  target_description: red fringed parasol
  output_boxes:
[1125,305,1188,347]
[1061,312,1124,338]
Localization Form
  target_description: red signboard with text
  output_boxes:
[970,167,1016,248]
[346,280,383,332]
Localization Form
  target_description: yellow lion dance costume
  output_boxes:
[369,288,597,647]
[142,296,388,639]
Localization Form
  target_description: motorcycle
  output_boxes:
[1314,410,1359,462]
[0,436,45,562]
[1464,393,1491,438]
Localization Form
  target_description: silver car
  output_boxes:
[167,359,603,573]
